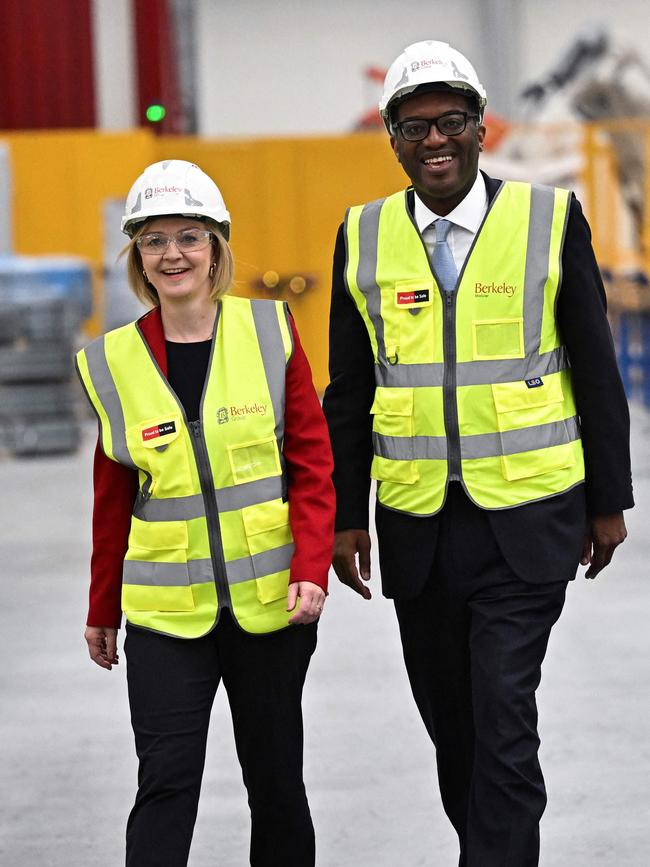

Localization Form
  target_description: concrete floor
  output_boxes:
[1,406,649,866]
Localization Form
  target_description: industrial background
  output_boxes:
[1,1,649,865]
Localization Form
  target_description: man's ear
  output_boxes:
[390,135,401,163]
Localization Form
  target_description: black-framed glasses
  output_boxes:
[394,111,479,142]
[136,229,213,255]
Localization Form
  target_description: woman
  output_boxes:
[76,160,335,867]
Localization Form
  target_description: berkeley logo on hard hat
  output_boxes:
[412,58,444,72]
[145,187,153,200]
[152,185,183,197]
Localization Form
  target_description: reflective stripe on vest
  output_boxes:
[132,476,286,522]
[344,181,585,515]
[76,296,295,638]
[122,543,295,587]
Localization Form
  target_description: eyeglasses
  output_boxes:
[136,229,213,255]
[394,111,479,142]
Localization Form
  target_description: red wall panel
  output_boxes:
[0,0,96,130]
[133,0,183,134]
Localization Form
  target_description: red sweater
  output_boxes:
[88,306,335,628]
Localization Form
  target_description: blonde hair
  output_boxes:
[123,218,234,307]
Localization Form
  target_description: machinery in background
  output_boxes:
[485,27,650,253]
[0,257,92,456]
[480,27,650,408]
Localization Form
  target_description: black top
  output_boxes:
[165,339,212,422]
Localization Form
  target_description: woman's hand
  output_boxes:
[85,626,119,670]
[287,581,326,625]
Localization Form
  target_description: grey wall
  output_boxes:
[91,0,136,130]
[195,0,476,136]
[91,0,650,135]
[194,0,650,136]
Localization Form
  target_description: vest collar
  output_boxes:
[137,306,167,376]
[412,171,487,235]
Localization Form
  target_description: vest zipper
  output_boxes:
[403,185,507,490]
[188,419,232,612]
[442,290,462,481]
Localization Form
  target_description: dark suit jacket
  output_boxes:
[322,174,634,597]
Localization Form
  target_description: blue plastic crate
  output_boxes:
[612,309,650,409]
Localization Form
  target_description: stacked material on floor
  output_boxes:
[0,256,92,456]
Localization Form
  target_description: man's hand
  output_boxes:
[332,529,372,599]
[287,581,326,625]
[581,512,627,579]
[85,626,119,670]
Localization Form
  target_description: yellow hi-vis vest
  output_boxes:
[344,181,585,516]
[76,296,295,638]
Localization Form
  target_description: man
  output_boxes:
[323,40,632,867]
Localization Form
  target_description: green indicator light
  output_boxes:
[146,104,166,123]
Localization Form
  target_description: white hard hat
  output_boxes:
[379,41,488,131]
[121,160,231,239]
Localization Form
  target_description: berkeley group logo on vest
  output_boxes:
[475,282,517,297]
[217,403,268,424]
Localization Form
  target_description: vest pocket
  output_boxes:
[133,414,182,450]
[242,499,293,604]
[123,518,194,611]
[370,387,414,437]
[256,571,290,605]
[122,578,194,612]
[392,280,435,363]
[472,318,524,359]
[492,377,564,415]
[126,415,193,495]
[500,443,576,481]
[371,454,419,484]
[128,516,189,551]
[121,559,194,612]
[370,388,419,484]
[228,436,282,484]
[491,379,576,480]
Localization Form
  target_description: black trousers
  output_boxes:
[124,610,317,867]
[394,484,568,867]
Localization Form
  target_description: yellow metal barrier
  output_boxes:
[1,128,406,390]
[4,120,648,389]
[582,118,650,310]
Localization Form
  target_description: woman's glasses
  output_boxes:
[136,229,213,255]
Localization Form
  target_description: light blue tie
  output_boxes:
[429,219,458,293]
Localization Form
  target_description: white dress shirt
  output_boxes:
[413,172,488,272]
